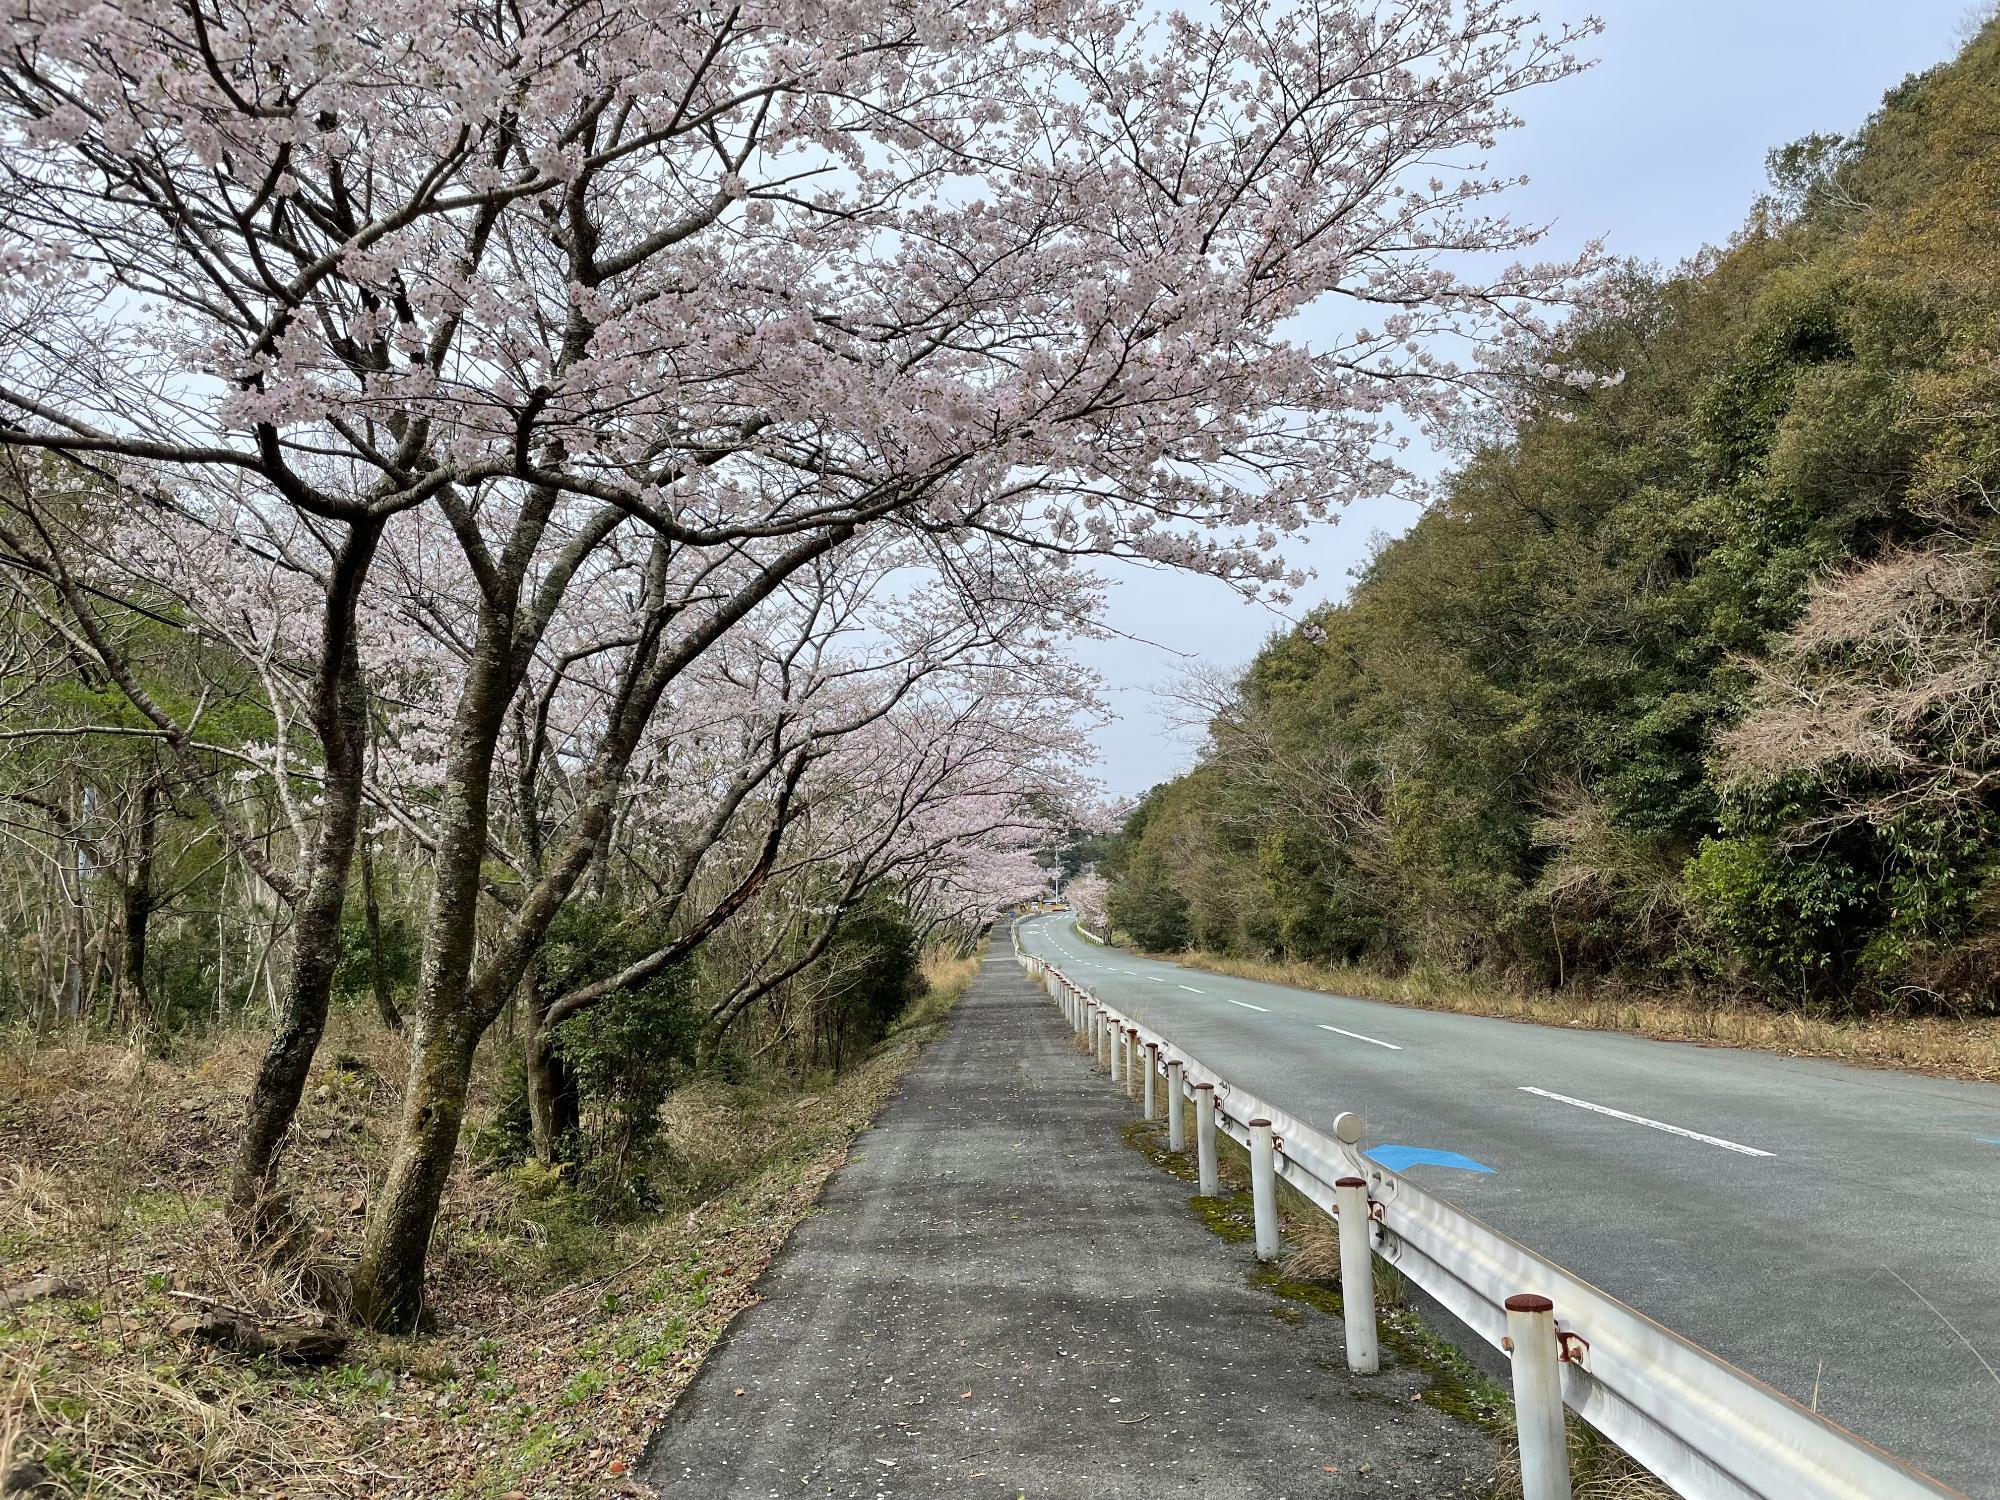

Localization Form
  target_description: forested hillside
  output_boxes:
[1108,21,2000,1015]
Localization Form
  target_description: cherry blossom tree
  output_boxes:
[1067,869,1110,935]
[685,667,1091,1053]
[359,520,1095,1162]
[2,0,1596,1325]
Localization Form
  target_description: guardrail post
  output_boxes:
[1108,1019,1122,1085]
[1099,1012,1112,1072]
[1333,1177,1380,1374]
[1143,1042,1159,1120]
[1504,1294,1573,1500]
[1166,1061,1185,1151]
[1125,1029,1142,1103]
[1249,1118,1279,1261]
[1194,1084,1218,1194]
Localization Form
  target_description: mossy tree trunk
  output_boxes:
[228,519,384,1236]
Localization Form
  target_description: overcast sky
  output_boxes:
[1078,0,1984,798]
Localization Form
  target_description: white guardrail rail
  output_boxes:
[1012,928,1965,1500]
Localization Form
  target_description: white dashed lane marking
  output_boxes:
[1517,1087,1774,1158]
[1316,1024,1401,1051]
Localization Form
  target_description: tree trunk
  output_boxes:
[695,1004,745,1072]
[359,838,402,1031]
[228,518,384,1237]
[352,609,518,1328]
[354,701,628,1321]
[229,865,347,1227]
[118,779,158,1026]
[228,727,365,1229]
[525,1003,581,1166]
[60,817,85,1020]
[349,1014,479,1329]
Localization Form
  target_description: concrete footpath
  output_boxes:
[641,948,1491,1498]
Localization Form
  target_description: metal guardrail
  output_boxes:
[1012,932,1965,1500]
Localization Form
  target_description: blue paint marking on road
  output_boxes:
[1980,1137,2000,1146]
[1365,1144,1496,1175]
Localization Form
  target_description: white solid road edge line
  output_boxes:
[1317,1023,1402,1051]
[1518,1086,1775,1158]
[1225,998,1269,1012]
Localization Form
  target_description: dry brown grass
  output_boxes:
[910,945,982,1026]
[1490,1443,1675,1500]
[1277,1217,1344,1286]
[0,948,980,1498]
[0,1027,396,1497]
[1162,950,2000,1081]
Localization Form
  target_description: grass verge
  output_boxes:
[1149,948,2000,1082]
[0,946,980,1498]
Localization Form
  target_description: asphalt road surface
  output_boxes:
[644,950,1491,1498]
[1017,914,2000,1498]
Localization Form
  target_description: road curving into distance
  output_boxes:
[1017,914,2000,1498]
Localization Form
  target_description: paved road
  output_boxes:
[643,950,1492,1498]
[1017,915,2000,1498]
